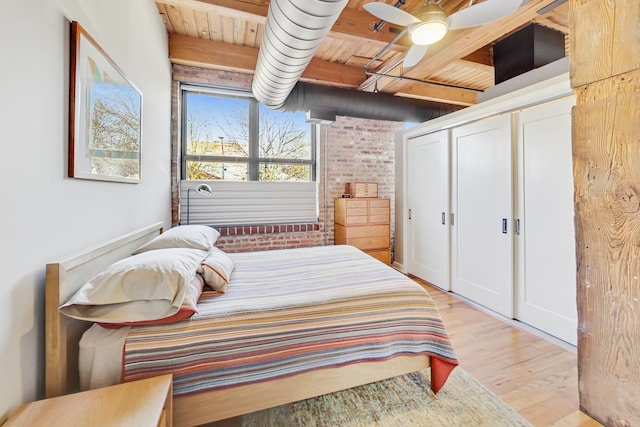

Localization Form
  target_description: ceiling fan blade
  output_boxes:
[403,44,428,68]
[363,2,421,27]
[448,0,523,30]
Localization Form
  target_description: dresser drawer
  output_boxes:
[345,235,389,250]
[335,199,367,225]
[334,198,390,254]
[340,224,389,239]
[365,249,391,265]
[368,199,390,223]
[343,214,368,225]
[336,198,390,225]
[346,206,368,216]
[344,200,368,208]
[368,199,389,209]
[368,211,390,223]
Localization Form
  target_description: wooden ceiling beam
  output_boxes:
[304,57,366,88]
[379,0,560,93]
[169,33,365,88]
[157,0,268,22]
[358,53,404,92]
[170,33,257,71]
[395,82,478,106]
[332,8,409,47]
[157,0,405,48]
[461,45,493,67]
[361,68,478,105]
[532,1,569,33]
[169,34,472,105]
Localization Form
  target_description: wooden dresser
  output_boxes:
[334,198,390,265]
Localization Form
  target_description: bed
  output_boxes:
[46,222,457,426]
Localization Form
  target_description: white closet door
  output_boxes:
[407,130,450,290]
[451,114,513,317]
[516,97,577,345]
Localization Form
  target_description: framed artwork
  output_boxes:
[69,21,142,183]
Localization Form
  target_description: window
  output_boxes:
[179,85,318,226]
[181,87,315,182]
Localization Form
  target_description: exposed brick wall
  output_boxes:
[323,116,401,258]
[216,229,326,253]
[170,65,404,258]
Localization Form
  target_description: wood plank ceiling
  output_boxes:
[155,0,569,106]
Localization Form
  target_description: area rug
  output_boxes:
[240,367,532,427]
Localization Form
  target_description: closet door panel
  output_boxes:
[516,97,577,345]
[452,114,513,317]
[407,130,450,290]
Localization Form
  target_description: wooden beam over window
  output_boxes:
[169,34,365,88]
[171,34,476,105]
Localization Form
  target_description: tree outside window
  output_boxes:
[182,90,314,182]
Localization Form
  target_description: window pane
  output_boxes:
[186,161,248,181]
[259,163,311,182]
[259,105,311,160]
[185,93,249,158]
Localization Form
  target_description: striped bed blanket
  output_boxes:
[122,245,458,396]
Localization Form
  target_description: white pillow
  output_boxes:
[133,225,220,254]
[59,248,207,323]
[199,248,235,292]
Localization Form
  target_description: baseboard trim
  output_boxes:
[410,275,577,354]
[449,291,577,354]
[392,261,406,273]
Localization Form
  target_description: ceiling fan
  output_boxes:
[364,0,523,67]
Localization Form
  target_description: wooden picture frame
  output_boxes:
[69,21,142,183]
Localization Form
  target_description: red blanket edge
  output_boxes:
[431,357,458,393]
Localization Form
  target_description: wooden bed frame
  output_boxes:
[45,222,430,426]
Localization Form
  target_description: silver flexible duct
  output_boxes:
[252,0,463,122]
[252,0,348,109]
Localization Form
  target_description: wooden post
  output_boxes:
[570,0,640,425]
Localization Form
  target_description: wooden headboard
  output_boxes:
[45,222,164,398]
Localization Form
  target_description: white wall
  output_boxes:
[0,0,171,417]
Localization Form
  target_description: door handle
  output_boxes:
[408,209,412,220]
[502,218,508,234]
[515,218,520,235]
[442,212,446,225]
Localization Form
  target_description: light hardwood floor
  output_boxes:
[209,277,602,427]
[416,278,602,427]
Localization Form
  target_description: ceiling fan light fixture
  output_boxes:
[410,2,449,45]
[410,20,448,45]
